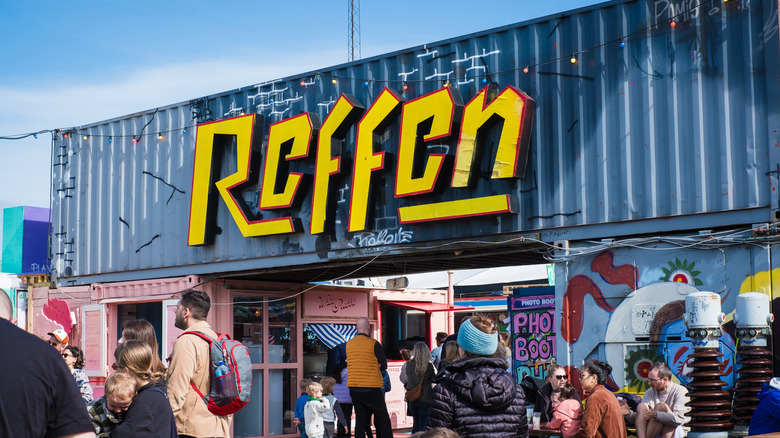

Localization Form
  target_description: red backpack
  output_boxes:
[180,332,253,416]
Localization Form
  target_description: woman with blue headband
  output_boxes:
[425,314,529,437]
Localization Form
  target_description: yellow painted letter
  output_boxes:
[395,88,460,197]
[260,113,316,210]
[348,88,403,232]
[189,114,275,245]
[452,85,535,187]
[310,95,364,234]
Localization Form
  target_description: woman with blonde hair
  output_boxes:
[404,342,435,433]
[111,339,177,438]
[436,340,462,377]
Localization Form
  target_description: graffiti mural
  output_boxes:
[35,298,73,338]
[660,258,704,285]
[557,246,743,394]
[510,294,555,382]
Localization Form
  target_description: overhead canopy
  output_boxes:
[383,301,474,313]
[306,323,357,349]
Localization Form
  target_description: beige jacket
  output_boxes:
[167,320,231,437]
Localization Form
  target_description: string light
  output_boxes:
[108,136,112,143]
[33,134,37,139]
[0,0,723,144]
[157,132,163,140]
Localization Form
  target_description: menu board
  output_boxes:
[386,361,412,428]
[81,305,106,376]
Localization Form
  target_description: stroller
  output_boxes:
[520,375,547,406]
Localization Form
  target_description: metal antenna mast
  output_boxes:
[348,0,361,61]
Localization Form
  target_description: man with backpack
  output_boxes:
[167,289,231,438]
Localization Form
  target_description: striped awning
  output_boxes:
[306,323,358,349]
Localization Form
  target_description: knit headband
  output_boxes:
[457,319,498,356]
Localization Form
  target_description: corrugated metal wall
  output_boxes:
[51,0,780,284]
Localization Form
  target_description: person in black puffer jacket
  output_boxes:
[425,314,529,438]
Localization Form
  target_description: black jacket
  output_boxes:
[112,381,177,438]
[426,357,529,437]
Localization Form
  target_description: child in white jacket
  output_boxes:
[304,382,331,438]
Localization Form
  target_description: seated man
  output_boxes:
[622,363,689,438]
[88,371,137,438]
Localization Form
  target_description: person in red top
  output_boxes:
[574,360,627,438]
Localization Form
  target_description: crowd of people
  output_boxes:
[0,288,233,438]
[7,291,778,438]
[306,314,702,438]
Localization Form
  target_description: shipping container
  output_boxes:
[51,0,780,290]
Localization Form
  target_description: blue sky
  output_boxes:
[0,0,601,225]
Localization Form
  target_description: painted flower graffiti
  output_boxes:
[624,346,665,393]
[660,258,703,286]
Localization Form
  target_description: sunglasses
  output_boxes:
[554,374,568,380]
[61,353,72,358]
[48,341,61,346]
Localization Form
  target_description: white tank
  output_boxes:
[734,292,773,328]
[684,292,725,329]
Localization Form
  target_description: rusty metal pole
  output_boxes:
[447,270,454,334]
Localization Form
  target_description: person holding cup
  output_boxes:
[535,364,581,423]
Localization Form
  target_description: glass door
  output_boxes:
[233,294,301,437]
